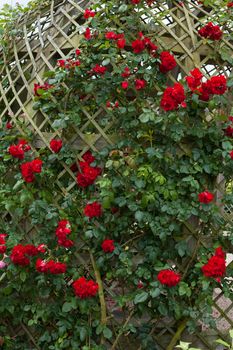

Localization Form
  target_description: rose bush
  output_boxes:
[0,0,233,349]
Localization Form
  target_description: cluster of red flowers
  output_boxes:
[160,82,186,111]
[21,158,43,182]
[0,234,7,254]
[36,258,66,274]
[105,31,126,49]
[121,79,146,90]
[77,151,101,187]
[159,51,176,73]
[228,1,233,7]
[57,58,81,69]
[106,100,119,109]
[202,247,226,281]
[185,68,227,101]
[73,277,99,298]
[55,220,74,248]
[131,32,158,54]
[84,201,102,219]
[157,269,181,287]
[10,244,40,266]
[131,0,155,6]
[50,139,63,153]
[198,22,223,41]
[198,190,214,204]
[8,139,31,160]
[101,239,115,253]
[34,82,51,96]
[84,27,92,40]
[90,64,107,76]
[84,8,96,19]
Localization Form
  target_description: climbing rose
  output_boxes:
[84,202,102,218]
[34,82,51,96]
[228,1,233,7]
[77,163,101,187]
[224,117,233,137]
[207,75,227,95]
[0,234,7,245]
[101,239,115,253]
[198,191,214,204]
[157,269,180,287]
[73,277,98,298]
[0,246,6,254]
[135,79,146,90]
[55,220,73,247]
[132,38,145,53]
[82,150,95,164]
[159,51,176,73]
[160,82,185,111]
[84,9,96,19]
[131,0,140,3]
[121,67,131,78]
[185,68,203,90]
[36,258,66,274]
[6,121,13,129]
[198,22,223,40]
[92,64,107,75]
[201,247,226,279]
[84,27,92,40]
[50,139,63,153]
[105,31,117,40]
[10,244,30,266]
[117,38,126,49]
[8,139,31,159]
[121,81,129,89]
[230,150,233,159]
[21,159,43,182]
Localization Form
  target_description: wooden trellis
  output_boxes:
[0,0,233,348]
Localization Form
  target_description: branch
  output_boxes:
[110,309,134,350]
[90,251,107,328]
[166,318,188,350]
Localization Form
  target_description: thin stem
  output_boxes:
[166,318,188,350]
[90,251,107,343]
[110,309,134,350]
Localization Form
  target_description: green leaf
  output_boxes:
[135,210,144,222]
[62,302,73,313]
[215,339,230,347]
[150,288,160,298]
[118,4,128,12]
[134,292,148,304]
[20,271,27,282]
[103,327,112,339]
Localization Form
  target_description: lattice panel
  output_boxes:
[0,0,233,349]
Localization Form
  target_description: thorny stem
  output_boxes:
[166,318,188,350]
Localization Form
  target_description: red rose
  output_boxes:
[160,83,185,111]
[84,9,96,19]
[37,244,47,253]
[157,269,180,287]
[48,261,67,274]
[215,247,225,259]
[75,49,81,55]
[84,202,102,218]
[0,246,6,254]
[36,258,50,273]
[202,252,226,279]
[230,150,233,159]
[143,37,158,53]
[24,244,39,256]
[121,81,129,89]
[82,150,95,164]
[58,239,74,248]
[101,239,115,253]
[137,280,144,289]
[198,190,214,204]
[121,67,131,78]
[34,82,51,96]
[84,27,92,40]
[73,277,98,298]
[92,64,107,75]
[105,31,117,40]
[228,1,233,7]
[0,234,7,245]
[135,79,146,90]
[198,22,223,40]
[159,51,176,73]
[186,68,203,91]
[10,244,30,266]
[207,75,227,95]
[50,139,63,153]
[31,159,43,173]
[132,38,145,54]
[117,38,126,49]
[131,0,141,3]
[9,145,24,159]
[6,121,13,129]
